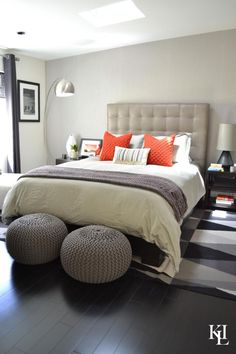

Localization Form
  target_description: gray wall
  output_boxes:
[16,54,46,172]
[0,50,46,172]
[46,29,236,165]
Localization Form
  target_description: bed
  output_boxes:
[2,103,209,277]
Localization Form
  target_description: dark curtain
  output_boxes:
[3,54,21,173]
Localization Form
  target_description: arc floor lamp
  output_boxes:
[44,78,75,160]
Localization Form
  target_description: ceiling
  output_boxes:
[1,0,236,61]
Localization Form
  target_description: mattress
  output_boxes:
[0,173,21,209]
[2,157,205,277]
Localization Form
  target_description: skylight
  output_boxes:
[79,0,145,27]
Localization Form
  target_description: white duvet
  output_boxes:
[2,158,205,277]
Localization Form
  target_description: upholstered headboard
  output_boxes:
[107,103,209,172]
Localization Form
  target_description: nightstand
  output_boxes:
[55,158,71,165]
[55,156,88,165]
[205,170,236,211]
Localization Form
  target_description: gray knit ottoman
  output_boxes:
[60,225,132,283]
[6,213,68,265]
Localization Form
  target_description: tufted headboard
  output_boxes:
[107,103,209,172]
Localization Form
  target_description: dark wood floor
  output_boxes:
[0,242,235,354]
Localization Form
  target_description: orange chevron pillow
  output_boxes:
[144,134,176,166]
[100,131,132,161]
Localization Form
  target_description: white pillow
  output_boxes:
[113,146,150,165]
[112,133,144,149]
[154,133,191,163]
[173,133,191,163]
[129,134,144,149]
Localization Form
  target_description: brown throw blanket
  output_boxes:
[19,166,187,222]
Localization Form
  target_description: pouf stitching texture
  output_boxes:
[6,213,68,265]
[60,225,132,284]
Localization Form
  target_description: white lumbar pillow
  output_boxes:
[113,146,150,165]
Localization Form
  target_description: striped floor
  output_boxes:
[133,209,236,300]
[1,210,236,300]
[174,209,236,299]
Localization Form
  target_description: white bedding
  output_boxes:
[2,157,205,277]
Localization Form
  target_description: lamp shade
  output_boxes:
[55,79,75,97]
[217,123,236,151]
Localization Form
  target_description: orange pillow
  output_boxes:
[95,145,101,156]
[100,131,132,161]
[144,134,176,166]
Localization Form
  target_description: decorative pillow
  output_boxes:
[173,133,191,163]
[144,134,175,166]
[100,131,132,161]
[95,145,101,156]
[113,133,144,149]
[155,133,192,163]
[113,146,150,165]
[129,134,144,149]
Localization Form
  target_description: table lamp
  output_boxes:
[217,123,236,171]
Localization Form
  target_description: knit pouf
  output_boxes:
[6,213,68,265]
[60,225,132,283]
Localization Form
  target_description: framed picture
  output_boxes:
[79,138,102,157]
[18,80,40,122]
